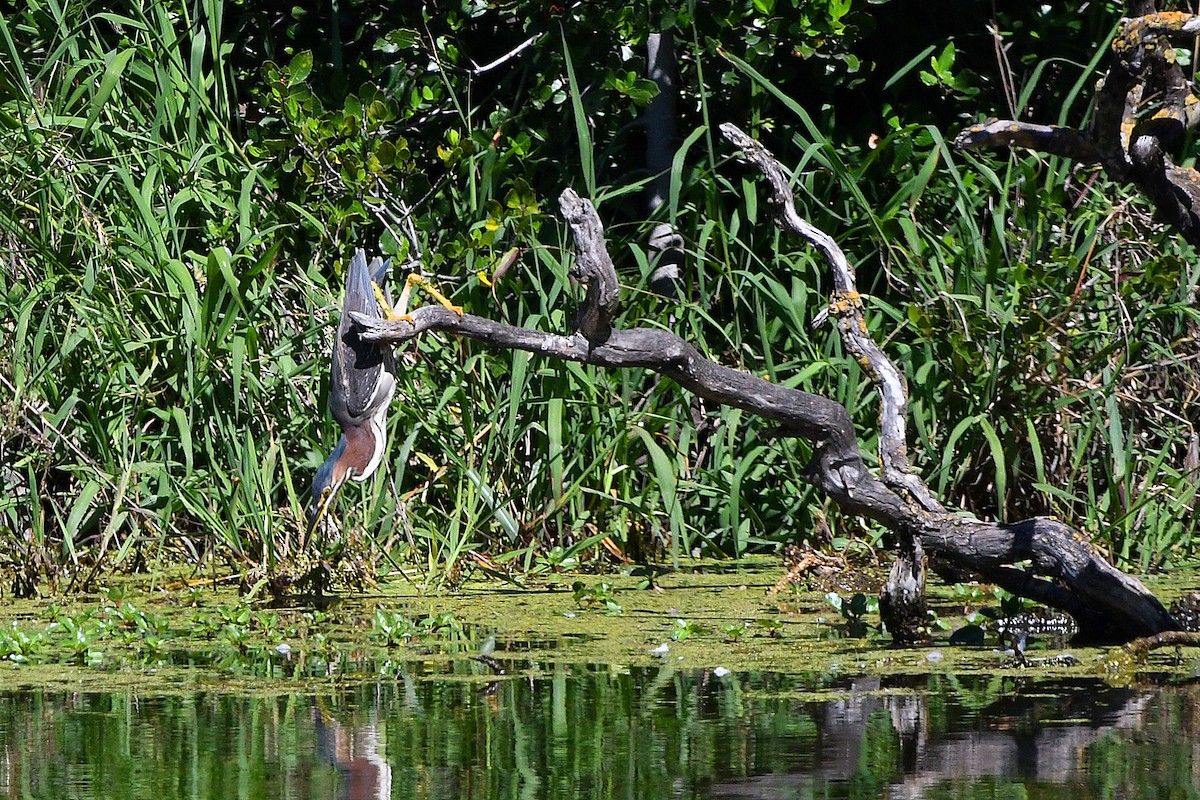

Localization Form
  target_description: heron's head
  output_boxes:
[307,437,350,540]
[306,422,385,540]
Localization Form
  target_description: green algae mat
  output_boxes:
[0,557,1196,694]
[2,559,1200,799]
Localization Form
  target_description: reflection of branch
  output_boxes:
[353,166,1177,642]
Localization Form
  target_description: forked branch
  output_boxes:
[352,129,1178,643]
[956,9,1200,244]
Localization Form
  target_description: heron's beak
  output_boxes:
[306,450,344,543]
[306,485,337,543]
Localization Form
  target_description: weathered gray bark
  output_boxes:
[720,123,935,642]
[878,536,927,645]
[956,7,1200,245]
[352,127,1180,644]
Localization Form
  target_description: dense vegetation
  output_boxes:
[0,0,1196,594]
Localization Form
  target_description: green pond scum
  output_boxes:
[0,558,1196,695]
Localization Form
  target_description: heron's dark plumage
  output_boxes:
[329,250,397,430]
[308,249,398,537]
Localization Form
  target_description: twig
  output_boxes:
[470,34,544,74]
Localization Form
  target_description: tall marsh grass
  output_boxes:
[0,2,1195,596]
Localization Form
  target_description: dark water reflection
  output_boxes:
[0,666,1197,799]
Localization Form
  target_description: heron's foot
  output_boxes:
[406,274,464,316]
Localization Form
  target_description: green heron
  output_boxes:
[307,250,463,539]
[307,249,398,539]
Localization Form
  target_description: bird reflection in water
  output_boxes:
[311,701,392,800]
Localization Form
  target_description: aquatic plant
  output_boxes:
[824,591,879,639]
[572,581,624,615]
[670,618,703,641]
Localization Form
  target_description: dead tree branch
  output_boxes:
[721,123,935,641]
[956,9,1200,244]
[352,131,1179,644]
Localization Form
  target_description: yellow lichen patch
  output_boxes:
[829,291,863,316]
[1149,11,1196,30]
[1114,12,1199,55]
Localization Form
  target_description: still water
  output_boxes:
[0,665,1195,799]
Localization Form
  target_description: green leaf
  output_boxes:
[935,41,956,73]
[287,50,313,86]
[617,78,660,106]
[629,426,681,563]
[561,35,595,196]
[83,47,137,134]
[172,407,194,474]
[977,417,1007,521]
[65,480,103,550]
[375,28,418,53]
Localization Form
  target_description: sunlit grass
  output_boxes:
[0,2,1195,598]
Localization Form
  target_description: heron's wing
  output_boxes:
[366,254,398,380]
[329,249,396,427]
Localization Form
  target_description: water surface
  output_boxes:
[1,665,1195,799]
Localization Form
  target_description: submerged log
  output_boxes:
[352,125,1179,644]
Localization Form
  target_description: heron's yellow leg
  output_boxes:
[372,281,398,320]
[392,278,415,323]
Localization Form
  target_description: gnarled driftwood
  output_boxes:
[956,6,1200,245]
[352,125,1179,644]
